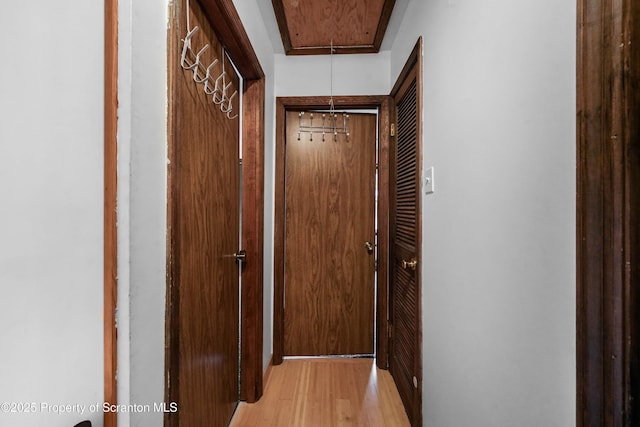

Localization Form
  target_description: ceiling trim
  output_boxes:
[271,0,396,55]
[372,0,396,54]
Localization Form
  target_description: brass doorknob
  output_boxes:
[364,241,374,254]
[401,258,417,270]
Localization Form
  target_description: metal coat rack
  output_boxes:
[297,40,350,141]
[297,112,350,142]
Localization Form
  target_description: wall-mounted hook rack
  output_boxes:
[180,0,239,120]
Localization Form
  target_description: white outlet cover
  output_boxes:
[424,167,434,194]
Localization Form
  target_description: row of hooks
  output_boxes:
[297,112,350,142]
[180,0,238,119]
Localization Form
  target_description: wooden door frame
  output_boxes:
[104,1,118,427]
[273,95,392,369]
[576,0,639,425]
[165,0,266,418]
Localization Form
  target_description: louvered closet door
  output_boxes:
[390,62,421,426]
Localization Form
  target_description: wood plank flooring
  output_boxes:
[230,358,410,427]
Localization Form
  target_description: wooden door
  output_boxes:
[166,2,241,426]
[389,40,422,426]
[284,111,377,356]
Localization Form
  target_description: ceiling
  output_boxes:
[271,0,398,55]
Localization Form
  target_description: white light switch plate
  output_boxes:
[424,167,434,194]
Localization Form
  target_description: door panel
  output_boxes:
[389,46,422,426]
[167,1,241,425]
[284,111,376,356]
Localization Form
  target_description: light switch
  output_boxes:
[424,167,434,194]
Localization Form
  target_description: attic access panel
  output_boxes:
[272,0,396,55]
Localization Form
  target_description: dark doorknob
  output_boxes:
[234,249,247,263]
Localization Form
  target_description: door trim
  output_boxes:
[165,0,266,418]
[576,0,639,425]
[198,0,264,80]
[104,1,118,426]
[273,95,392,369]
[241,78,266,402]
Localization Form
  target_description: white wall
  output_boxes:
[117,0,168,426]
[0,2,104,427]
[391,1,576,426]
[275,52,390,96]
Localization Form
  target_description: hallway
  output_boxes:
[0,0,586,426]
[230,358,410,426]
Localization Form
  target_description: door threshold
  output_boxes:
[284,354,374,360]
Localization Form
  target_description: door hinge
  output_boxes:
[390,123,396,137]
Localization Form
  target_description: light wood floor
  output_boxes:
[230,358,410,427]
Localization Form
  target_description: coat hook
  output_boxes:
[212,72,232,105]
[180,26,200,70]
[211,72,226,104]
[194,56,217,84]
[202,59,220,94]
[221,91,237,114]
[190,44,210,82]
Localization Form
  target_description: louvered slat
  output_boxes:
[395,79,417,249]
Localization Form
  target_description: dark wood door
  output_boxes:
[167,1,241,426]
[284,111,377,356]
[389,41,422,426]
